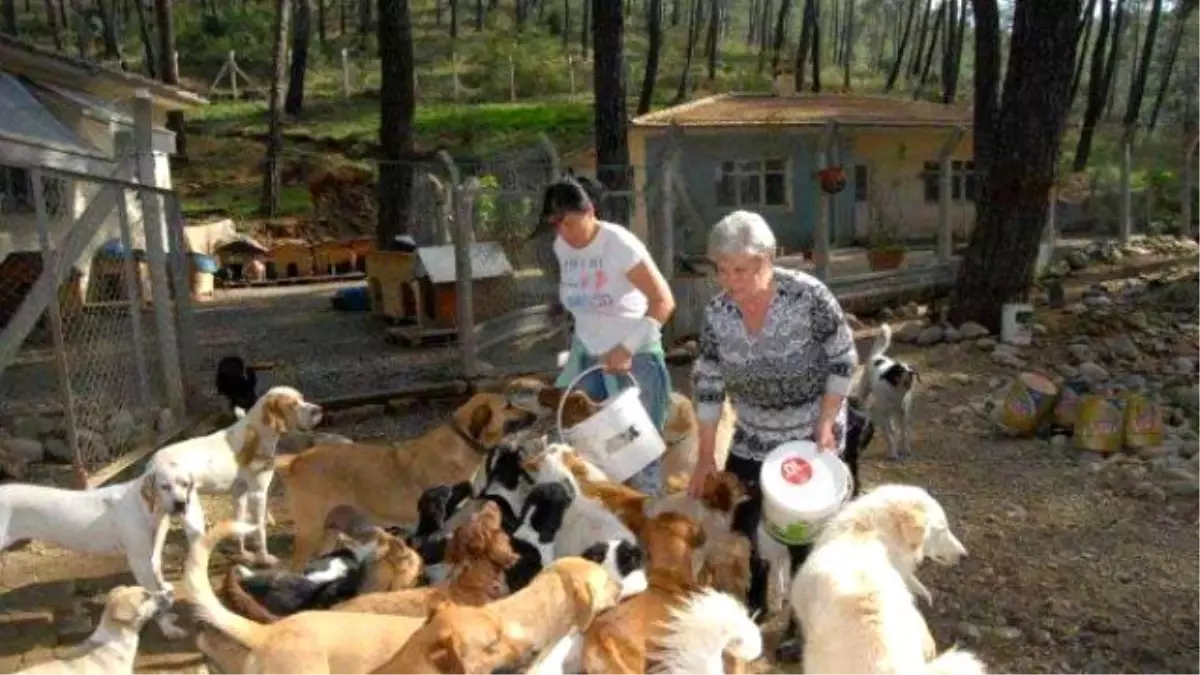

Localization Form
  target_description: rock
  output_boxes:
[11,416,43,440]
[957,622,983,642]
[950,373,971,385]
[958,321,990,339]
[1083,294,1114,308]
[0,446,26,480]
[894,323,924,344]
[73,429,108,462]
[1106,335,1141,360]
[915,325,945,346]
[1066,249,1090,270]
[1078,361,1110,383]
[976,337,998,350]
[2,437,45,463]
[1166,479,1200,498]
[1051,434,1069,448]
[991,626,1024,641]
[1055,363,1081,379]
[1067,343,1096,363]
[1131,481,1166,502]
[106,410,137,451]
[44,437,71,463]
[941,325,962,343]
[1171,357,1195,375]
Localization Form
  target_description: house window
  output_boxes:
[853,164,869,203]
[921,161,976,203]
[716,159,789,208]
[0,167,68,215]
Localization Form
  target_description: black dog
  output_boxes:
[843,397,875,498]
[505,481,575,592]
[216,355,258,415]
[224,538,378,622]
[403,481,474,568]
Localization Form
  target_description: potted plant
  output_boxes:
[866,204,907,271]
[817,166,847,195]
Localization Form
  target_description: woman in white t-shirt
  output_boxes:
[534,177,677,497]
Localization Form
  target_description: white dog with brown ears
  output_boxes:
[145,385,322,568]
[790,484,982,674]
[0,462,196,639]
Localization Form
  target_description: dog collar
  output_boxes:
[448,418,490,454]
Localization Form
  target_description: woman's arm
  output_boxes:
[627,260,676,324]
[810,281,858,425]
[692,311,726,465]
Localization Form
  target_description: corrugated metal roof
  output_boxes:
[415,242,513,284]
[632,93,972,128]
[0,71,101,155]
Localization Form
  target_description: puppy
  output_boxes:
[276,393,537,569]
[332,501,518,616]
[147,386,323,568]
[183,521,428,674]
[507,481,575,593]
[0,462,195,638]
[860,324,919,460]
[216,354,259,417]
[580,539,648,598]
[223,526,424,623]
[371,557,624,674]
[844,397,875,496]
[647,470,747,584]
[791,484,978,674]
[17,586,173,675]
[407,481,475,573]
[524,444,638,559]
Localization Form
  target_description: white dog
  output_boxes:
[145,385,322,568]
[859,324,919,459]
[790,484,982,674]
[0,463,196,638]
[17,585,172,674]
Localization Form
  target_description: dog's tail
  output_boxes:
[926,647,987,675]
[221,567,283,624]
[652,588,763,674]
[182,520,265,650]
[869,323,893,361]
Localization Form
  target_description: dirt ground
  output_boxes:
[2,337,1198,673]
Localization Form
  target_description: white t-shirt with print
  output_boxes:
[555,221,653,356]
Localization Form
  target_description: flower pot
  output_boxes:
[817,166,847,195]
[868,249,906,271]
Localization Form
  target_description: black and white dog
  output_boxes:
[228,535,380,619]
[505,481,575,592]
[859,323,919,460]
[402,481,475,573]
[215,355,259,417]
[581,538,648,599]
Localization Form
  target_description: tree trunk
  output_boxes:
[580,0,590,57]
[1147,2,1196,131]
[949,0,1083,331]
[769,0,792,75]
[971,0,1000,179]
[376,0,415,247]
[883,0,918,91]
[339,0,346,33]
[912,1,942,99]
[357,0,370,50]
[938,0,956,100]
[794,0,815,89]
[671,0,680,26]
[1100,0,1127,118]
[809,0,821,92]
[841,0,852,89]
[944,0,967,102]
[153,0,185,157]
[70,0,89,58]
[638,0,662,114]
[1121,0,1162,133]
[704,0,719,80]
[1075,0,1108,170]
[756,0,772,73]
[132,0,155,78]
[448,0,456,37]
[1067,0,1098,109]
[3,0,17,34]
[592,0,630,222]
[316,0,325,42]
[284,0,311,116]
[42,0,64,50]
[909,0,932,78]
[260,0,292,218]
[56,0,67,36]
[476,0,483,29]
[673,0,701,103]
[96,0,122,58]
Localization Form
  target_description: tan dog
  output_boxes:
[276,393,538,569]
[17,586,171,674]
[222,526,425,623]
[183,521,428,674]
[648,470,749,599]
[372,557,623,674]
[333,501,518,615]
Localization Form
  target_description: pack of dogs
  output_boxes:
[0,328,986,674]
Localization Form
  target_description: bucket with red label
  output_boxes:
[760,440,853,545]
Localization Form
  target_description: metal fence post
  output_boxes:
[133,90,186,420]
[115,187,152,407]
[165,194,198,397]
[31,170,86,488]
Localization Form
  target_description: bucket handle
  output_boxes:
[556,364,641,440]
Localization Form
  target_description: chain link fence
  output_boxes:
[0,158,198,485]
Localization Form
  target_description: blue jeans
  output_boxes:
[567,351,671,497]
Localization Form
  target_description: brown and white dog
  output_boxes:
[17,585,173,675]
[372,557,624,674]
[275,393,538,569]
[332,501,518,616]
[146,386,324,568]
[183,520,428,674]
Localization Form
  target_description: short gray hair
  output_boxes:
[707,210,778,259]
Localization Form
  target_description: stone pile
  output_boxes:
[0,407,173,480]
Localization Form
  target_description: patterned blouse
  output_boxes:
[693,267,858,462]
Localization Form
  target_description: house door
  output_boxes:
[286,262,299,278]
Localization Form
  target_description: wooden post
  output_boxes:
[508,54,516,101]
[1119,133,1133,243]
[228,51,239,99]
[814,121,834,281]
[133,90,185,420]
[341,47,351,98]
[444,152,477,380]
[937,126,965,263]
[164,194,198,390]
[1184,136,1198,238]
[114,186,152,407]
[567,55,576,96]
[659,130,679,287]
[537,133,560,177]
[452,53,461,101]
[31,170,86,489]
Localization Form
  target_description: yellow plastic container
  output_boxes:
[997,372,1058,435]
[1074,395,1125,454]
[1123,393,1164,451]
[1052,379,1088,430]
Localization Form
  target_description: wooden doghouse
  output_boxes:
[347,236,374,273]
[365,249,417,323]
[267,240,315,279]
[214,235,270,281]
[0,252,84,332]
[312,240,357,276]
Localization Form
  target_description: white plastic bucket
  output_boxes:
[556,365,666,483]
[760,441,853,546]
[1000,303,1034,346]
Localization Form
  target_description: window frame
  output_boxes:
[921,160,977,204]
[715,157,791,209]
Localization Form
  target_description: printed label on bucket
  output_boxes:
[781,457,813,485]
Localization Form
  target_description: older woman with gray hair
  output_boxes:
[687,210,858,623]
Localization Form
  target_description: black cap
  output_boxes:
[530,176,604,240]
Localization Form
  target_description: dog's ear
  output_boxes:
[139,475,159,514]
[536,386,565,410]
[261,393,293,434]
[108,588,139,624]
[893,505,930,555]
[561,566,600,629]
[467,402,494,440]
[427,629,468,675]
[237,427,262,468]
[701,472,743,514]
[488,530,521,569]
